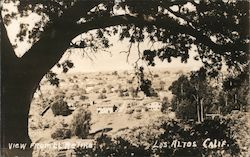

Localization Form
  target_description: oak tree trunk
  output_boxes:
[1,18,74,156]
[1,70,38,157]
[1,21,41,156]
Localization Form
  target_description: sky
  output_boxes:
[55,36,203,73]
[6,23,203,74]
[3,1,203,73]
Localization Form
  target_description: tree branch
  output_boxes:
[75,14,247,54]
[18,0,101,79]
[1,17,19,67]
[166,7,195,29]
[18,11,246,81]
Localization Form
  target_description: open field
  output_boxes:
[28,67,250,157]
[29,68,185,146]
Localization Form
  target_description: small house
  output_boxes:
[146,102,162,111]
[97,104,118,114]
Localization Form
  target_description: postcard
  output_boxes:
[1,1,249,157]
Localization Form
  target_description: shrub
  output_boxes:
[69,78,74,83]
[129,87,138,98]
[118,90,124,97]
[112,71,118,75]
[155,119,240,157]
[164,71,170,75]
[29,123,38,130]
[159,80,166,90]
[80,95,88,101]
[71,108,91,139]
[51,128,71,140]
[51,99,71,116]
[81,89,87,94]
[135,108,142,112]
[225,112,250,156]
[153,74,159,78]
[175,99,196,120]
[127,79,133,84]
[101,88,107,93]
[97,82,104,85]
[122,123,163,149]
[130,102,138,107]
[75,134,151,157]
[97,93,107,99]
[124,92,129,97]
[134,113,142,119]
[43,123,49,129]
[161,96,170,112]
[126,109,134,114]
[72,84,79,89]
[118,89,129,97]
[107,84,113,90]
[73,118,242,157]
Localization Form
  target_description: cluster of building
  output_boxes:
[96,99,162,114]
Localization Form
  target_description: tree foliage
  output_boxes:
[50,92,71,116]
[51,128,71,140]
[161,96,170,112]
[2,0,249,97]
[1,1,249,156]
[135,67,158,97]
[2,0,249,74]
[74,118,240,157]
[71,107,91,139]
[169,70,215,121]
[219,65,249,114]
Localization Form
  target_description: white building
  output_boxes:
[146,102,162,111]
[97,105,115,114]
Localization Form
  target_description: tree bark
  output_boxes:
[197,104,201,123]
[1,20,34,156]
[200,99,204,122]
[1,70,35,157]
[1,3,97,154]
[193,94,201,123]
[1,18,74,156]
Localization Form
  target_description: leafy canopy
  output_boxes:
[2,0,249,77]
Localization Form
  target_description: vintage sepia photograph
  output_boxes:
[1,0,249,157]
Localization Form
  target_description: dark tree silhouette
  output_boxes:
[219,65,249,114]
[169,71,215,122]
[1,0,249,156]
